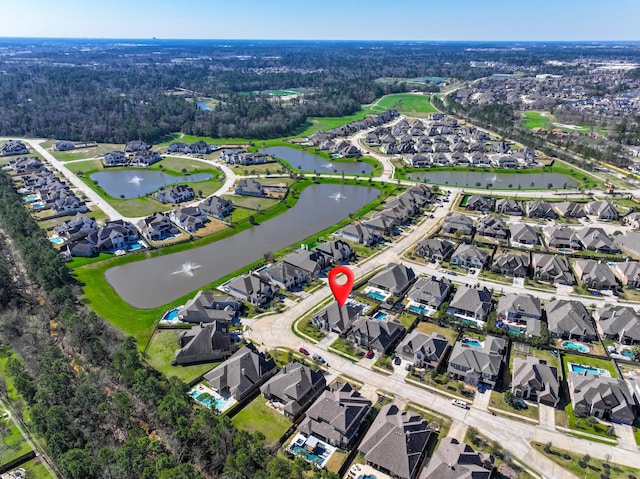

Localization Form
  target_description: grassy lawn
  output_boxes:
[522,111,553,130]
[144,329,218,382]
[397,312,417,329]
[564,403,616,439]
[512,344,560,370]
[489,390,539,421]
[231,396,291,446]
[325,449,349,475]
[224,195,280,210]
[466,429,536,479]
[295,108,376,138]
[297,317,326,342]
[415,321,458,343]
[228,163,287,176]
[329,337,362,360]
[49,143,125,162]
[0,418,33,465]
[20,458,54,479]
[372,93,437,117]
[561,352,617,378]
[531,441,639,479]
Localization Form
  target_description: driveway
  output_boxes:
[614,423,638,451]
[538,403,556,431]
[472,389,491,411]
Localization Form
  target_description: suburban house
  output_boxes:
[396,331,450,369]
[54,213,98,239]
[611,261,640,288]
[341,222,382,246]
[170,206,208,232]
[419,437,494,479]
[177,291,242,324]
[368,263,416,296]
[450,244,490,269]
[495,198,523,216]
[509,223,539,248]
[491,252,529,277]
[346,317,406,354]
[203,343,277,401]
[312,302,363,334]
[365,214,395,236]
[543,225,581,250]
[84,219,139,251]
[173,322,233,366]
[234,179,265,196]
[496,293,542,336]
[226,274,279,306]
[442,213,474,237]
[446,285,493,324]
[11,156,43,174]
[1,139,29,156]
[545,299,596,340]
[447,335,506,387]
[553,201,586,219]
[511,357,560,407]
[156,184,195,204]
[475,215,508,239]
[137,212,178,241]
[568,373,636,424]
[616,232,640,259]
[406,276,452,312]
[124,140,150,152]
[358,404,432,479]
[199,195,234,219]
[414,238,455,261]
[532,254,575,285]
[465,195,494,213]
[585,200,619,221]
[595,305,640,344]
[576,227,619,254]
[260,363,326,420]
[259,262,308,291]
[298,382,372,450]
[130,150,161,167]
[623,212,640,229]
[525,200,558,219]
[54,140,75,151]
[103,151,127,166]
[313,240,354,265]
[282,249,326,277]
[573,260,618,290]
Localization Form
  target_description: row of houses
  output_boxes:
[407,151,526,169]
[103,149,162,167]
[166,140,216,155]
[1,139,29,156]
[307,109,399,146]
[220,149,276,166]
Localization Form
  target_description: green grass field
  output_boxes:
[522,111,553,130]
[371,93,438,117]
[20,458,54,478]
[231,396,291,445]
[49,143,125,162]
[0,417,33,465]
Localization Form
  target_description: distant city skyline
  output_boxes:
[1,0,639,41]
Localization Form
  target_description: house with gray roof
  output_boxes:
[200,195,234,219]
[465,195,494,213]
[595,305,640,344]
[442,213,474,237]
[573,260,618,290]
[525,200,558,219]
[495,198,523,216]
[11,156,43,174]
[418,437,493,479]
[365,214,395,236]
[282,249,327,277]
[475,215,508,239]
[226,274,279,306]
[568,373,636,424]
[496,293,542,336]
[346,317,406,354]
[204,343,277,401]
[447,335,506,387]
[137,212,178,241]
[447,285,493,325]
[611,261,640,288]
[313,240,353,265]
[543,225,581,250]
[532,254,574,285]
[358,403,432,479]
[415,238,455,261]
[173,322,233,366]
[450,244,490,269]
[260,262,308,291]
[298,382,372,449]
[396,331,450,369]
[341,222,382,246]
[585,200,619,221]
[622,212,640,229]
[103,151,127,166]
[1,139,29,156]
[512,357,560,407]
[553,201,586,219]
[260,362,326,420]
[130,150,161,167]
[178,291,242,324]
[615,232,640,259]
[368,263,416,296]
[576,227,619,254]
[54,140,75,151]
[312,302,363,334]
[545,299,595,340]
[124,140,150,152]
[234,179,265,196]
[509,223,539,248]
[156,184,195,204]
[170,206,208,232]
[407,276,452,311]
[84,219,138,252]
[491,252,529,277]
[54,213,98,239]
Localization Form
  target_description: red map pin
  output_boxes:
[328,265,355,307]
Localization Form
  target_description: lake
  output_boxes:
[260,146,372,175]
[405,170,578,189]
[90,170,214,198]
[105,183,380,308]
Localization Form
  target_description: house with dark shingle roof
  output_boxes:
[512,357,560,407]
[509,223,539,248]
[495,198,523,216]
[447,335,506,387]
[615,232,640,259]
[450,244,490,269]
[525,200,558,219]
[568,373,636,424]
[177,291,242,324]
[465,195,494,213]
[260,362,326,420]
[368,263,416,296]
[137,212,178,241]
[595,305,640,344]
[496,293,542,336]
[282,249,327,277]
[170,206,208,232]
[573,260,618,290]
[156,184,195,204]
[545,299,596,341]
[200,195,234,219]
[442,213,474,237]
[475,215,508,239]
[54,213,98,239]
[447,285,493,324]
[396,332,450,369]
[407,276,452,311]
[585,200,619,221]
[418,437,493,479]
[226,274,279,306]
[260,261,309,291]
[358,403,432,479]
[623,212,640,229]
[342,222,382,246]
[491,252,529,277]
[346,317,406,354]
[234,179,265,196]
[298,382,372,449]
[553,201,586,219]
[611,261,640,288]
[173,322,233,366]
[312,302,363,334]
[0,139,29,156]
[204,343,277,401]
[576,227,619,254]
[415,238,456,262]
[124,140,150,152]
[532,254,574,285]
[365,214,395,236]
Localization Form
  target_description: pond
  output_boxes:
[196,101,212,111]
[105,183,380,308]
[90,170,214,198]
[405,170,578,189]
[260,146,372,175]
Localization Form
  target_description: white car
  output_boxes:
[452,399,468,409]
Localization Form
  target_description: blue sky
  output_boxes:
[2,0,638,41]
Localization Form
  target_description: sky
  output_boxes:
[1,0,639,41]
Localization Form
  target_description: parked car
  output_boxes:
[452,399,468,409]
[365,349,375,359]
[404,363,411,371]
[312,353,325,363]
[298,347,310,355]
[393,356,401,365]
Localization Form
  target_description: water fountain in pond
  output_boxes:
[171,261,202,277]
[485,174,497,182]
[329,192,346,200]
[129,176,143,184]
[322,162,335,169]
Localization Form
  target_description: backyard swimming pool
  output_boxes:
[568,362,610,377]
[462,338,482,348]
[49,236,64,244]
[562,341,589,353]
[373,311,388,321]
[367,291,387,301]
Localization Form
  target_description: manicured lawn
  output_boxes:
[415,321,459,343]
[564,403,616,439]
[489,390,539,421]
[50,143,125,162]
[329,337,362,360]
[231,396,291,446]
[0,417,33,465]
[226,195,280,210]
[295,108,376,138]
[466,430,536,479]
[522,111,553,130]
[144,329,218,382]
[20,458,54,479]
[325,449,349,474]
[373,93,437,116]
[531,441,639,479]
[561,352,617,378]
